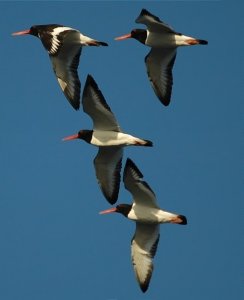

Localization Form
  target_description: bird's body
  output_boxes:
[127,205,184,224]
[100,158,187,293]
[12,24,108,110]
[63,75,152,204]
[115,9,208,106]
[76,130,152,147]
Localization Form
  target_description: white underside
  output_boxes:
[91,131,145,147]
[146,31,196,47]
[128,205,178,224]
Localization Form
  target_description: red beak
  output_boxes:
[12,29,31,36]
[115,33,132,41]
[99,207,117,215]
[62,134,79,141]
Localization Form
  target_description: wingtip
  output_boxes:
[136,8,150,23]
[84,74,97,90]
[141,8,150,15]
[86,74,95,83]
[136,8,157,24]
[71,102,80,110]
[124,158,144,180]
[161,99,170,106]
[100,187,119,205]
[140,283,149,293]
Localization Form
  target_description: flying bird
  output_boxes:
[115,9,208,106]
[12,24,108,110]
[63,75,153,204]
[100,158,187,292]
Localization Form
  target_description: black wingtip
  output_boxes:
[179,215,187,225]
[140,283,148,293]
[140,8,150,15]
[106,197,118,205]
[136,8,160,24]
[86,74,95,84]
[70,98,80,110]
[136,8,149,23]
[162,99,170,106]
[124,158,144,179]
[84,74,98,92]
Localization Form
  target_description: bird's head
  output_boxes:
[12,24,62,38]
[62,130,93,144]
[115,29,147,45]
[99,204,132,218]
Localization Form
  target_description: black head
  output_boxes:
[77,130,93,143]
[99,204,132,217]
[29,24,62,37]
[115,29,147,44]
[116,204,132,217]
[130,29,147,44]
[62,130,92,143]
[28,25,40,37]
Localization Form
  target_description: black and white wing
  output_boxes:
[82,75,121,132]
[49,28,82,110]
[94,147,123,204]
[131,223,160,293]
[145,48,177,106]
[123,158,158,208]
[135,9,175,33]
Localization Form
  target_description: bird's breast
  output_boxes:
[91,131,135,146]
[128,206,177,224]
[146,31,176,48]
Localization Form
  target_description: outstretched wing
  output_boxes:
[82,75,121,131]
[145,48,177,106]
[94,147,123,204]
[131,223,160,293]
[136,9,175,33]
[123,158,158,208]
[49,30,81,110]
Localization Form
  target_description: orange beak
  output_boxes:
[99,207,117,215]
[115,33,132,41]
[12,29,31,36]
[62,134,79,141]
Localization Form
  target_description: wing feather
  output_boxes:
[145,48,177,106]
[136,9,175,33]
[94,147,123,204]
[50,39,81,110]
[82,75,121,131]
[123,158,158,208]
[131,223,160,293]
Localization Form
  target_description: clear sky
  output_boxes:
[0,1,243,300]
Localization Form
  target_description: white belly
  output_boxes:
[146,31,176,48]
[128,206,177,224]
[91,131,140,147]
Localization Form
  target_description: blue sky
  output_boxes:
[0,1,243,299]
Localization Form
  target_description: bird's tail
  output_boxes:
[143,139,153,147]
[88,40,108,46]
[178,215,187,225]
[97,41,108,46]
[196,39,208,45]
[171,214,187,225]
[186,38,208,45]
[134,139,153,147]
